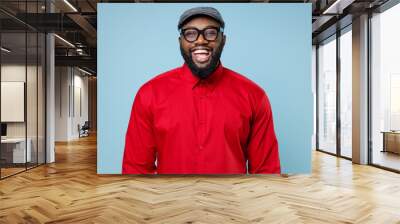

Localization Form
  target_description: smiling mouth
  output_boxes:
[191,47,212,65]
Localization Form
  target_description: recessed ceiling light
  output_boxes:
[54,34,75,48]
[78,67,93,76]
[63,0,78,12]
[1,47,11,53]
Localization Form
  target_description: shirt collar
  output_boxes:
[180,62,224,89]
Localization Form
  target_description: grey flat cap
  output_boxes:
[178,7,225,30]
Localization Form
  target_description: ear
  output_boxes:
[222,34,226,47]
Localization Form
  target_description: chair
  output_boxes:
[78,121,90,138]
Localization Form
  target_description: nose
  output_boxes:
[195,33,208,45]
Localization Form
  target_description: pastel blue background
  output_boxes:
[98,3,312,174]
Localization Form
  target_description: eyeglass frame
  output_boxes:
[180,26,224,43]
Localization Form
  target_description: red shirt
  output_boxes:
[122,63,280,174]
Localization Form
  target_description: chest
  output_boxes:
[152,86,252,137]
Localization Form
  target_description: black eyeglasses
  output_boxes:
[180,27,223,43]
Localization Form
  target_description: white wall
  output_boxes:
[1,65,26,140]
[72,73,89,138]
[1,65,41,137]
[55,66,70,141]
[55,66,89,141]
[1,63,46,164]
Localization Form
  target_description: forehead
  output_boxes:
[182,16,220,29]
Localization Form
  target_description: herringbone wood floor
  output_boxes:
[1,134,400,224]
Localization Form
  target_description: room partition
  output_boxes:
[0,0,47,179]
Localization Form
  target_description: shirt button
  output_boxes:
[199,146,204,150]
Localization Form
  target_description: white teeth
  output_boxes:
[193,49,209,54]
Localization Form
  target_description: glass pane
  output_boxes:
[0,1,46,178]
[38,33,45,165]
[340,29,352,158]
[318,36,337,154]
[26,0,39,168]
[27,31,38,169]
[312,46,317,150]
[371,4,400,171]
[1,31,27,177]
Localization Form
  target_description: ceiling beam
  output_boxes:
[55,55,96,69]
[323,0,356,14]
[67,13,97,39]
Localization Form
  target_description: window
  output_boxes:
[339,28,352,158]
[371,3,400,171]
[318,35,337,154]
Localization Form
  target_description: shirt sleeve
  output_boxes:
[247,93,281,174]
[122,84,157,174]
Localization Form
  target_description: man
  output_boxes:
[122,7,280,174]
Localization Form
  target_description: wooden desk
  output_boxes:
[1,138,32,163]
[381,131,400,154]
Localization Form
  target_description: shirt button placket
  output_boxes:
[199,83,206,151]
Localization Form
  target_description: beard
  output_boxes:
[180,42,224,79]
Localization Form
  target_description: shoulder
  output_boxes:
[137,66,181,96]
[222,67,272,114]
[223,67,267,99]
[144,66,181,87]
